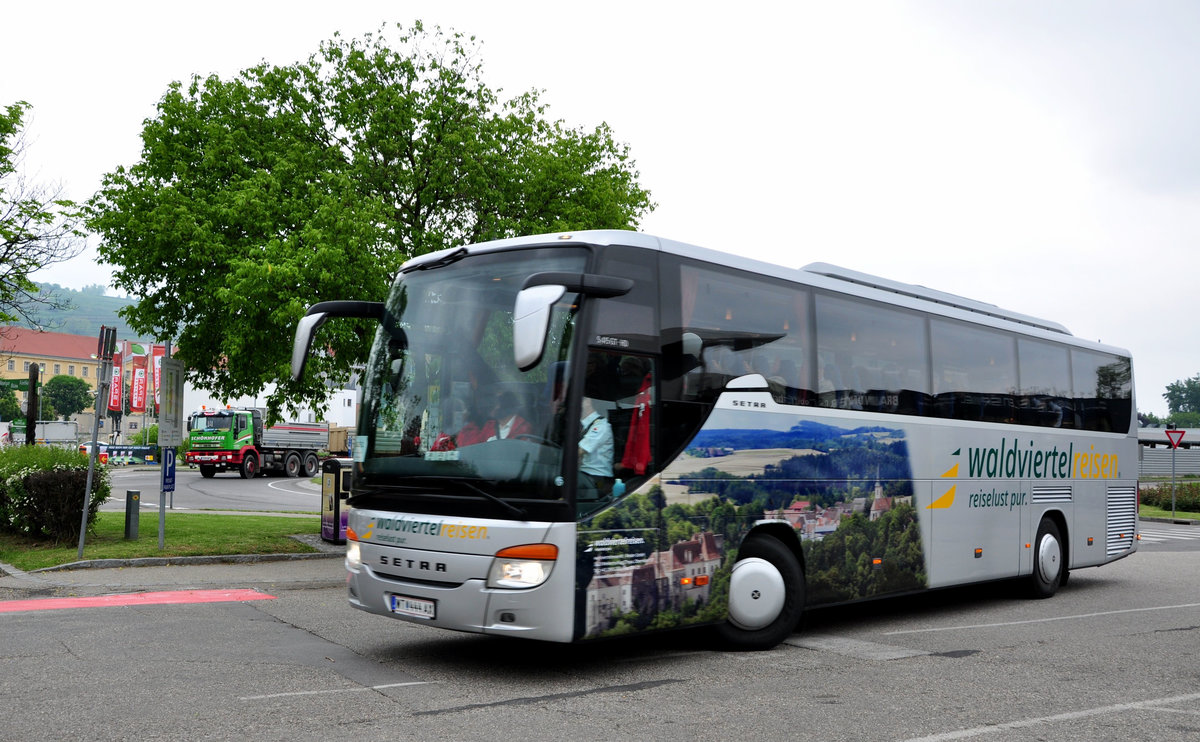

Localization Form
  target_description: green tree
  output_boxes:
[88,22,653,421]
[1164,374,1200,416]
[0,387,19,421]
[0,101,85,328]
[1168,411,1200,428]
[41,374,92,420]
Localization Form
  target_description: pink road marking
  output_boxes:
[0,589,276,613]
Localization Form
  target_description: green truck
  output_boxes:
[185,407,329,479]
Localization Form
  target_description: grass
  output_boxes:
[0,512,321,572]
[1140,504,1200,521]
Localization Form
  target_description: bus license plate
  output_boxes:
[389,594,436,620]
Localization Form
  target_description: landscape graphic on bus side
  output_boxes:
[578,412,924,640]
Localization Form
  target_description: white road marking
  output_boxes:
[901,691,1200,741]
[883,602,1200,636]
[239,681,435,700]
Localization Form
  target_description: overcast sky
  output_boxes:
[4,1,1197,417]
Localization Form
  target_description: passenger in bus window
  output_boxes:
[618,355,650,397]
[578,397,614,498]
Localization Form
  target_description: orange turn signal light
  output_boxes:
[346,526,359,542]
[495,544,558,560]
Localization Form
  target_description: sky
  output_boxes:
[3,1,1197,417]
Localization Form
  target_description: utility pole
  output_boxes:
[79,326,117,559]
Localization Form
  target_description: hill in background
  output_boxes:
[27,283,139,339]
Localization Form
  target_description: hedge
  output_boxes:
[0,446,111,543]
[1139,482,1200,514]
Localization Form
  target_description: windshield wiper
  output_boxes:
[465,480,527,518]
[402,247,469,274]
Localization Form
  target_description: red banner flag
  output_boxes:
[152,344,165,413]
[130,354,148,413]
[107,352,123,412]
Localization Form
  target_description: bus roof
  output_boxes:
[801,262,1071,335]
[402,229,1134,354]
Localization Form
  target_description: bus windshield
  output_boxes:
[356,247,588,506]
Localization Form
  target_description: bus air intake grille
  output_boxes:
[374,570,461,589]
[1031,486,1072,504]
[1105,486,1137,556]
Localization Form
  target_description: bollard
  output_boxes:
[124,490,140,540]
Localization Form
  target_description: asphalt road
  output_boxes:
[1,526,1198,742]
[99,464,323,513]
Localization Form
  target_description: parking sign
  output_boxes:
[161,448,176,492]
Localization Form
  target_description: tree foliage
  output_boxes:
[41,374,92,420]
[1164,373,1200,416]
[0,101,85,329]
[88,22,654,420]
[0,388,19,421]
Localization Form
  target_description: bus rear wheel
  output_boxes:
[717,535,804,650]
[1029,518,1065,598]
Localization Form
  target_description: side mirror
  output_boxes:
[291,312,328,380]
[511,272,635,371]
[513,285,566,371]
[291,301,385,381]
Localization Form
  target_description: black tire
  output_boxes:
[284,453,302,478]
[199,465,217,479]
[302,453,320,478]
[240,452,259,480]
[717,535,805,650]
[1029,518,1064,598]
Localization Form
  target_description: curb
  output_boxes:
[0,534,344,579]
[31,550,344,573]
[1140,516,1198,525]
[0,550,342,579]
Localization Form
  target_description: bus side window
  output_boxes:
[577,353,655,515]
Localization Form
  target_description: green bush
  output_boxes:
[0,446,111,543]
[1140,482,1200,513]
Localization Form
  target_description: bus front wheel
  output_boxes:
[717,535,804,650]
[1029,518,1065,598]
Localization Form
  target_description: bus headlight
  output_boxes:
[345,526,361,569]
[487,544,558,589]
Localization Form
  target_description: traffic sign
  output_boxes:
[158,358,185,447]
[1166,429,1185,449]
[161,448,176,492]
